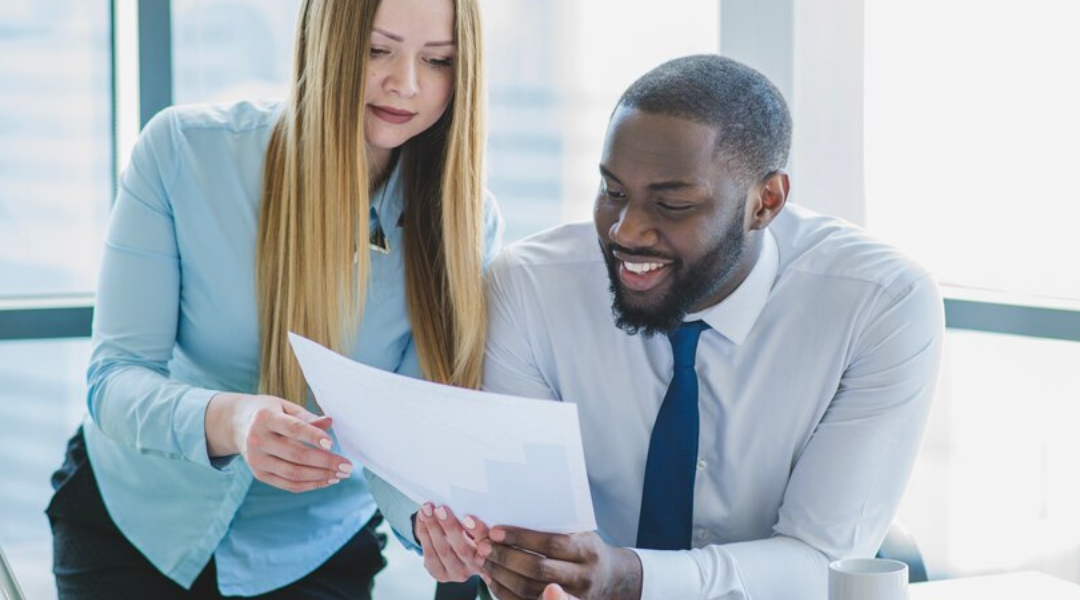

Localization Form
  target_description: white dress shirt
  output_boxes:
[482,204,944,600]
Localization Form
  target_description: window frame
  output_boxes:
[0,0,169,341]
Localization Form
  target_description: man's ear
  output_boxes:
[748,170,789,230]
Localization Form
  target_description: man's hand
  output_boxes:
[205,392,352,492]
[414,504,489,582]
[476,528,642,600]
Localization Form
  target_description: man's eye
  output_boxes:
[659,202,692,212]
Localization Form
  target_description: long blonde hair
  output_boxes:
[257,0,487,404]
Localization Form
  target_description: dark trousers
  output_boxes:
[46,429,387,600]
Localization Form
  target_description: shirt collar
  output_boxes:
[686,228,778,345]
[372,158,404,229]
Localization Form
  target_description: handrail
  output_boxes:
[0,544,26,600]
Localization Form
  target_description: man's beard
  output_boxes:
[602,208,748,337]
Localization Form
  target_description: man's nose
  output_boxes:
[609,203,658,250]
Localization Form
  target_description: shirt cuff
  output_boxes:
[172,386,218,468]
[631,548,702,600]
[364,468,422,553]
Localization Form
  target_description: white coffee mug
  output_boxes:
[828,558,908,600]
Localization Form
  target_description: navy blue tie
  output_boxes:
[637,320,710,550]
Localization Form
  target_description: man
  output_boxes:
[408,54,943,600]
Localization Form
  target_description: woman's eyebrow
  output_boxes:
[373,27,454,47]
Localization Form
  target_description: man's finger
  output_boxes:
[479,539,576,586]
[489,526,580,561]
[482,558,546,600]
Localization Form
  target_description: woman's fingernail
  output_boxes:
[463,516,476,530]
[328,478,340,485]
[338,463,353,475]
[337,470,351,480]
[422,504,434,517]
[319,438,333,450]
[435,506,448,521]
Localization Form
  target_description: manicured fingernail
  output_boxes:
[328,478,340,485]
[319,438,333,450]
[463,516,476,530]
[435,506,447,521]
[490,528,505,542]
[338,463,353,475]
[337,470,351,480]
[422,504,434,517]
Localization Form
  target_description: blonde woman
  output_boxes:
[45,0,500,598]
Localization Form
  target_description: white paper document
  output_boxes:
[289,332,597,533]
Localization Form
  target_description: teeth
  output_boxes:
[623,261,665,274]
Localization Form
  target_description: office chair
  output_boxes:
[876,522,929,583]
[0,542,27,600]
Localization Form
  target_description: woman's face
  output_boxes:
[364,0,456,167]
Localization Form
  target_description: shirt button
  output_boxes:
[697,459,708,471]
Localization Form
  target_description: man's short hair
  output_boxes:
[617,54,792,189]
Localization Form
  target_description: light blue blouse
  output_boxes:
[83,100,502,596]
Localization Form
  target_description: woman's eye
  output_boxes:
[427,57,454,68]
[370,47,389,58]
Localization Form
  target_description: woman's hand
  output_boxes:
[205,392,353,492]
[414,503,489,582]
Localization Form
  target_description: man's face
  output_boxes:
[594,107,752,336]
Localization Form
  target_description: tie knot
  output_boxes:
[668,320,709,368]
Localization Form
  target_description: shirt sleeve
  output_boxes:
[481,189,504,270]
[637,272,945,600]
[86,108,220,468]
[481,252,559,400]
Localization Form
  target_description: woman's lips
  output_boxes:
[370,105,416,124]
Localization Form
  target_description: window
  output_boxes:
[0,5,109,596]
[865,0,1080,301]
[864,0,1080,581]
[172,0,301,104]
[0,1,111,297]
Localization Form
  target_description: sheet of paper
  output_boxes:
[289,332,596,533]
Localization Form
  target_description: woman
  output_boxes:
[46,0,500,598]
